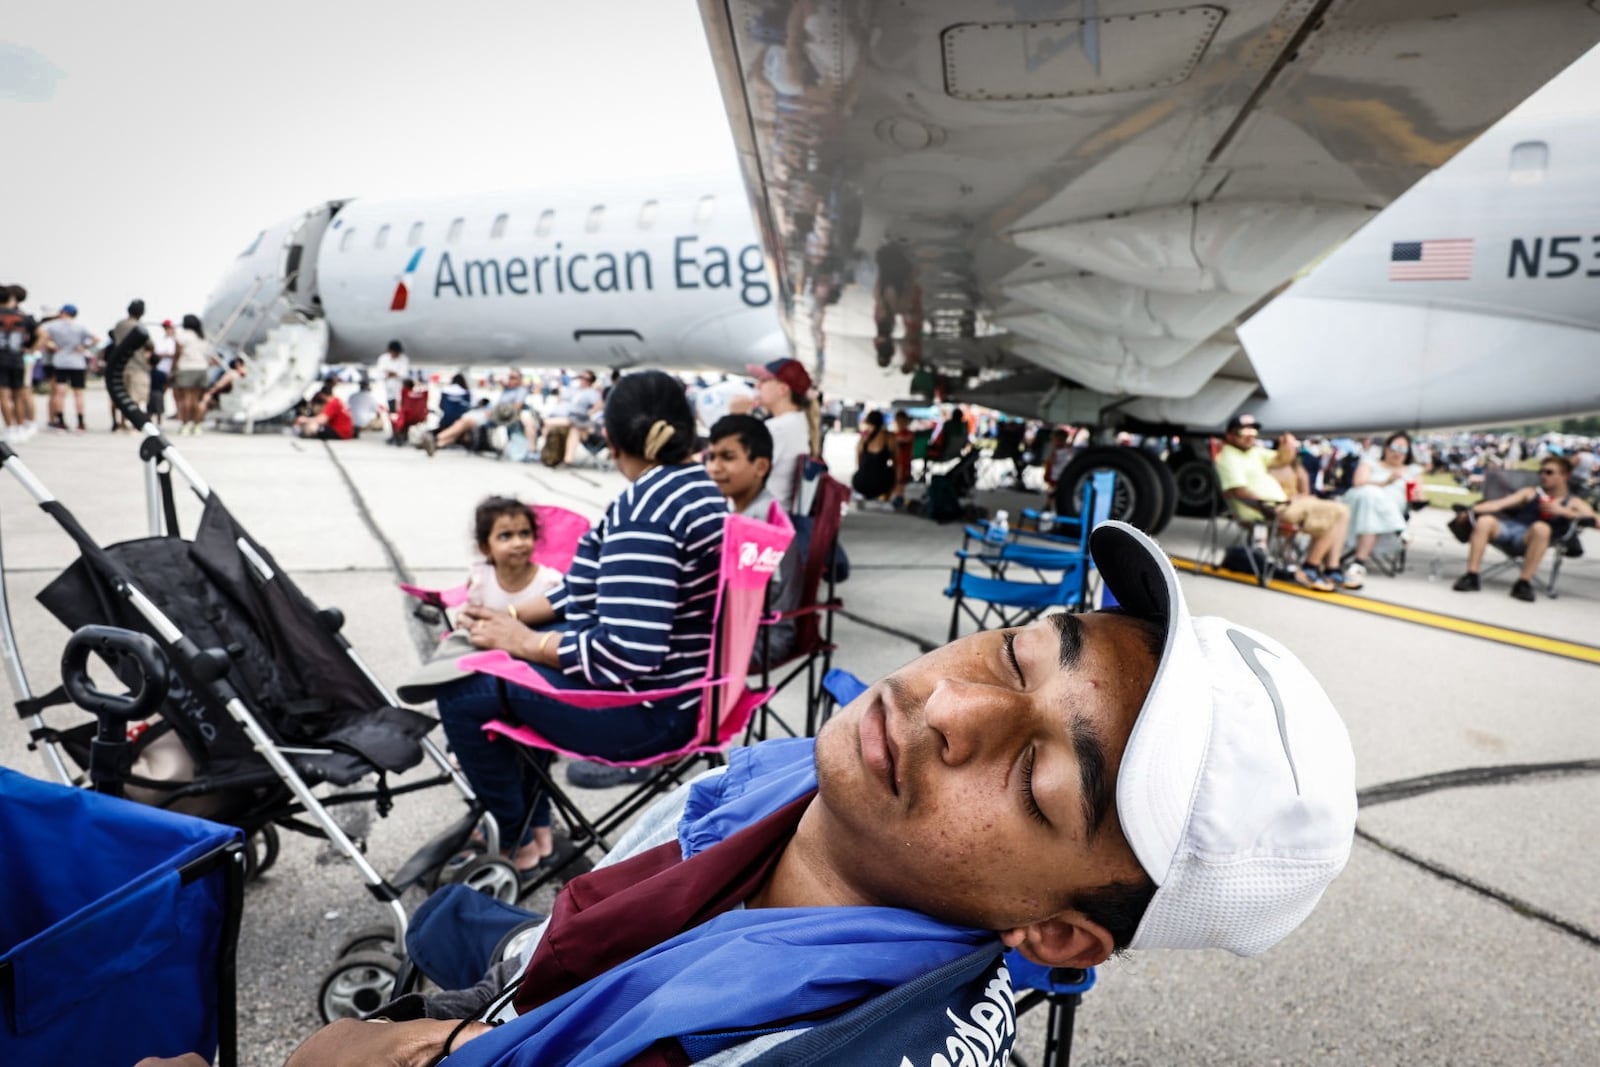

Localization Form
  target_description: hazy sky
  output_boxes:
[4,5,1596,335]
[1,1,739,331]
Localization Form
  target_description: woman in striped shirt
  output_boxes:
[442,370,728,875]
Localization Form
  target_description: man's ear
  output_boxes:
[999,912,1115,969]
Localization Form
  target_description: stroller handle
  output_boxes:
[62,625,171,723]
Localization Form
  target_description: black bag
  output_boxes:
[924,474,964,523]
[1221,545,1270,577]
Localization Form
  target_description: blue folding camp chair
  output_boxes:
[1,626,246,1066]
[945,470,1116,640]
[1,768,244,1066]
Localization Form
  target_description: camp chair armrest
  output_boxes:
[773,601,842,621]
[1009,526,1085,546]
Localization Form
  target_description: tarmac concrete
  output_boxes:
[1,409,1596,1066]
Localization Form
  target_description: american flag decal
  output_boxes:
[1389,238,1474,281]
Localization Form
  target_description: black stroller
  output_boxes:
[0,334,503,1022]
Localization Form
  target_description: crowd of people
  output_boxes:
[1214,413,1598,600]
[0,287,237,438]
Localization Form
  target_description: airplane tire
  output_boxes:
[1144,450,1178,535]
[1170,450,1221,517]
[1053,446,1171,535]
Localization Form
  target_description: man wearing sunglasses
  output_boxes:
[1452,456,1596,600]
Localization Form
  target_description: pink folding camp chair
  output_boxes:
[453,502,794,889]
[749,466,849,741]
[398,504,591,630]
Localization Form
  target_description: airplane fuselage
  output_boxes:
[1241,111,1600,433]
[204,178,788,377]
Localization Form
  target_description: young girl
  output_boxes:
[465,496,563,617]
[449,497,566,870]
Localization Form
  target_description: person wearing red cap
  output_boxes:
[746,357,818,510]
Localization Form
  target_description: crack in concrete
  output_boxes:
[319,442,438,663]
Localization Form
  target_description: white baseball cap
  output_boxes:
[1089,521,1357,956]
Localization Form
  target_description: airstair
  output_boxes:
[214,313,329,431]
[203,201,342,430]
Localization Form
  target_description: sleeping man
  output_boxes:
[278,521,1358,1066]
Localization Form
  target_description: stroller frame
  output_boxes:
[2,344,490,1017]
[0,434,473,942]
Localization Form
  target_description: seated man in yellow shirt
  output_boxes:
[1214,414,1360,591]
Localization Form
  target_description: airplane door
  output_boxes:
[573,329,644,369]
[283,200,344,312]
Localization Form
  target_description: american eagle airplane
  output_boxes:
[205,3,1600,534]
[201,176,787,426]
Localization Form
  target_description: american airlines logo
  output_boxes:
[390,247,425,311]
[738,541,785,573]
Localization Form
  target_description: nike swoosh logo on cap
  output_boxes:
[1226,629,1301,795]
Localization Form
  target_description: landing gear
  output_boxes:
[1053,446,1175,535]
[1168,447,1221,517]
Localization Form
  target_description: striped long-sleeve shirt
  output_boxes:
[547,463,729,715]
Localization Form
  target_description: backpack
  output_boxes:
[541,425,569,466]
[925,473,964,523]
[1221,545,1271,577]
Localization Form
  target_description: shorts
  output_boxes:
[173,369,209,390]
[0,364,23,390]
[1277,497,1346,537]
[54,368,87,390]
[1491,518,1530,557]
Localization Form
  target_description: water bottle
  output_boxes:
[988,509,1010,544]
[466,560,490,607]
[1427,540,1442,582]
[1039,507,1056,533]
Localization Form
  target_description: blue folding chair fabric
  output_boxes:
[0,765,243,1066]
[945,470,1117,640]
[405,883,543,993]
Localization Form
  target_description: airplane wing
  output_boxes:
[697,0,1600,431]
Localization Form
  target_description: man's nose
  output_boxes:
[922,678,1022,765]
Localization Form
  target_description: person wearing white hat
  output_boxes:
[274,521,1356,1067]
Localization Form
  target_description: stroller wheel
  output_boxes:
[242,824,280,882]
[442,853,521,904]
[335,923,399,959]
[318,949,402,1022]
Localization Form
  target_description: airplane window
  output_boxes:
[586,205,605,234]
[407,221,424,246]
[638,200,658,229]
[491,213,509,239]
[239,230,264,258]
[340,228,356,253]
[536,209,555,237]
[374,224,390,250]
[1508,140,1548,185]
[447,217,464,244]
[695,195,716,224]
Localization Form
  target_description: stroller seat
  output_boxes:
[36,506,436,797]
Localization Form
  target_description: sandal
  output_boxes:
[1289,566,1335,593]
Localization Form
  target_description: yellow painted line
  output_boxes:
[1168,555,1600,666]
